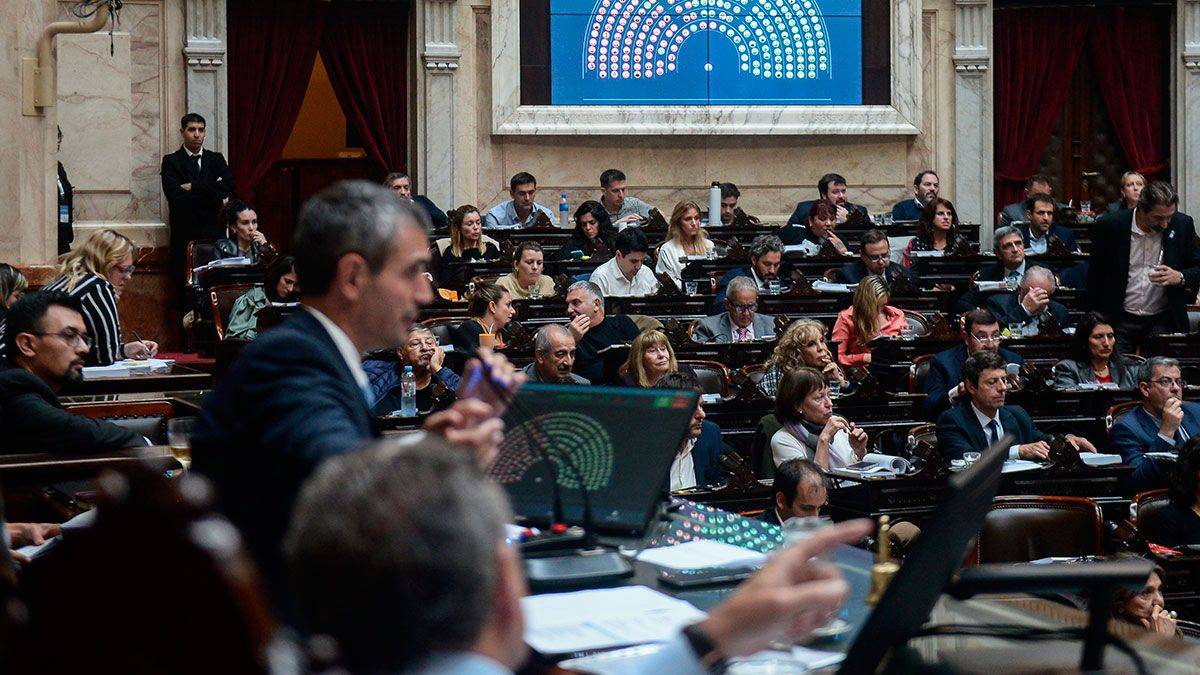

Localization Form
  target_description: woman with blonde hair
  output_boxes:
[831,275,907,368]
[620,328,692,387]
[0,263,28,316]
[43,228,157,365]
[431,205,500,287]
[655,200,714,288]
[759,319,847,398]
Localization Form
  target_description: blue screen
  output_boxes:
[550,0,863,105]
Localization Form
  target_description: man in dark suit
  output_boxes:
[657,371,726,491]
[56,126,74,255]
[937,351,1094,461]
[161,113,235,291]
[889,170,938,222]
[998,174,1052,228]
[1111,356,1200,493]
[761,458,828,526]
[1017,194,1078,254]
[384,171,447,230]
[986,265,1071,336]
[0,291,145,454]
[924,308,1024,419]
[786,173,869,226]
[1088,181,1200,354]
[836,229,914,284]
[192,181,521,616]
[953,225,1027,314]
[712,234,789,310]
[693,276,776,343]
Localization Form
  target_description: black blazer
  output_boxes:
[57,161,74,254]
[786,200,868,226]
[835,259,914,284]
[936,402,1046,461]
[1087,208,1200,331]
[0,369,145,454]
[986,292,1071,330]
[161,147,234,240]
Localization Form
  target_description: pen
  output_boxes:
[130,330,153,358]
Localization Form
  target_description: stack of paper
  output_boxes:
[522,586,707,654]
[634,540,767,571]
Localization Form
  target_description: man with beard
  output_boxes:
[0,291,145,453]
[889,170,938,221]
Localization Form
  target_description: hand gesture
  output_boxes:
[1160,397,1184,437]
[827,231,848,255]
[847,423,869,457]
[820,415,850,443]
[429,345,446,372]
[835,204,849,224]
[1021,287,1050,315]
[569,314,591,341]
[1149,265,1181,287]
[1018,441,1050,460]
[457,347,525,413]
[123,340,159,359]
[1144,606,1178,636]
[251,230,268,245]
[613,214,643,227]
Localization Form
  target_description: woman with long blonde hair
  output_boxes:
[42,229,157,365]
[431,205,500,287]
[759,319,847,398]
[831,275,907,368]
[655,200,714,288]
[620,328,690,387]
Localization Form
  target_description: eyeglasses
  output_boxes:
[1150,377,1187,388]
[970,333,1002,344]
[112,265,136,277]
[33,330,93,349]
[730,303,758,313]
[864,254,889,262]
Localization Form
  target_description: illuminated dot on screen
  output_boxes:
[657,67,665,75]
[668,63,676,70]
[741,63,749,71]
[704,62,713,71]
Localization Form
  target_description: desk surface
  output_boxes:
[59,366,212,396]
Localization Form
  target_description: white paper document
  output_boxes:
[634,540,766,571]
[14,508,97,561]
[1001,459,1045,474]
[812,280,855,293]
[522,585,707,654]
[1079,453,1122,467]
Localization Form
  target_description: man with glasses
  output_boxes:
[693,276,776,343]
[363,324,461,417]
[836,229,914,284]
[953,225,1027,314]
[1112,356,1200,492]
[923,308,1024,419]
[0,291,145,454]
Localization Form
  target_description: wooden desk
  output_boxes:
[58,365,212,396]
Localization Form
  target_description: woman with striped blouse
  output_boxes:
[43,229,157,366]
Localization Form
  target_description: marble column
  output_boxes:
[953,0,993,245]
[1177,0,1200,217]
[419,0,461,209]
[183,0,227,155]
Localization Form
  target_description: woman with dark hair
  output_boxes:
[779,201,848,255]
[215,200,276,264]
[225,256,299,341]
[495,241,556,299]
[1142,437,1200,547]
[769,366,868,470]
[557,200,616,260]
[430,205,500,287]
[451,282,515,352]
[901,197,967,267]
[1111,560,1180,637]
[1052,311,1138,390]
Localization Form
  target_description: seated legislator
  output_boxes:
[1142,438,1200,547]
[712,234,789,310]
[761,458,828,526]
[1017,193,1078,254]
[831,275,907,368]
[41,229,158,366]
[986,265,1070,336]
[565,280,640,384]
[0,291,146,454]
[778,200,849,255]
[718,182,760,225]
[657,371,726,491]
[836,228,914,284]
[1107,170,1146,214]
[655,200,715,288]
[364,324,461,417]
[1112,356,1200,493]
[770,367,868,470]
[522,324,589,384]
[558,200,617,260]
[937,351,1094,461]
[924,308,1025,418]
[599,168,655,228]
[620,328,691,387]
[495,241,556,300]
[998,174,1053,228]
[214,199,276,264]
[225,255,299,341]
[286,438,873,675]
[482,172,555,229]
[692,276,777,344]
[890,170,939,221]
[786,172,870,226]
[430,205,500,287]
[759,318,848,399]
[901,197,969,268]
[1110,562,1181,638]
[451,283,515,353]
[589,226,660,297]
[1053,311,1138,390]
[384,171,447,230]
[953,225,1027,314]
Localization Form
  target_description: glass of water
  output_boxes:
[528,283,542,300]
[767,279,782,295]
[685,281,698,295]
[167,416,197,470]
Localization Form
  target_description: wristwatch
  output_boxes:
[682,623,728,674]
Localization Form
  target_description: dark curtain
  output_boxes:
[1090,7,1169,179]
[227,0,328,200]
[993,8,1092,212]
[320,2,410,175]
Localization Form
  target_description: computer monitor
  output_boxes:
[837,435,1011,674]
[489,383,698,535]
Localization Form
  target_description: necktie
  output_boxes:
[190,154,201,174]
[1178,425,1191,445]
[362,383,376,409]
[735,327,751,342]
[988,419,1000,445]
[1006,270,1019,280]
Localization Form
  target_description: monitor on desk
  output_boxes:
[489,383,698,535]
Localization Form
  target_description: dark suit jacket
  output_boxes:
[1016,223,1078,253]
[986,292,1071,331]
[1111,403,1200,493]
[890,198,924,221]
[936,402,1046,461]
[953,261,1024,314]
[665,420,725,491]
[413,194,448,230]
[787,200,868,226]
[57,161,74,254]
[711,266,792,311]
[0,369,144,454]
[161,147,235,281]
[924,344,1024,419]
[1088,208,1200,331]
[835,259,914,284]
[191,309,380,612]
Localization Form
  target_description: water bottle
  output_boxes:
[559,194,569,229]
[400,365,417,417]
[708,181,721,226]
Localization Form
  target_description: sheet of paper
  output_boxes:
[634,540,766,571]
[1001,459,1044,474]
[975,281,1008,292]
[14,508,97,561]
[812,280,855,293]
[559,642,845,674]
[522,585,707,654]
[1079,453,1122,467]
[81,364,132,379]
[908,249,945,258]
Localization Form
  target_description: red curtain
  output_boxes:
[1090,7,1169,179]
[320,2,410,175]
[992,8,1092,211]
[227,0,328,201]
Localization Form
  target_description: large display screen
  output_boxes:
[549,0,863,105]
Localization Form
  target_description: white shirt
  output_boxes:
[769,427,856,469]
[669,438,698,491]
[589,257,660,297]
[1124,210,1168,316]
[186,147,203,171]
[1027,229,1048,254]
[656,238,714,288]
[304,305,369,397]
[970,402,1022,459]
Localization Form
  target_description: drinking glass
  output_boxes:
[167,416,197,469]
[767,279,782,295]
[685,281,698,295]
[528,284,542,300]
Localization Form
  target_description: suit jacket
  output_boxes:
[191,309,380,613]
[954,261,1024,314]
[57,161,74,254]
[1088,208,1200,331]
[936,402,1046,461]
[215,238,275,265]
[665,420,725,491]
[692,312,776,343]
[890,198,924,221]
[998,202,1029,228]
[1052,356,1139,390]
[412,194,448,230]
[835,259,914,285]
[787,200,868,226]
[986,292,1071,331]
[0,369,145,454]
[711,266,792,312]
[924,344,1024,419]
[1016,222,1078,253]
[1111,403,1200,493]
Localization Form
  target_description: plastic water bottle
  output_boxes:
[708,182,721,226]
[559,194,569,229]
[400,365,417,417]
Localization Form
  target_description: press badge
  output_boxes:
[59,203,70,224]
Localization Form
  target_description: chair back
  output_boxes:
[908,353,936,394]
[186,239,221,277]
[421,316,460,347]
[209,283,260,340]
[1105,400,1142,438]
[823,267,839,282]
[901,309,931,337]
[740,363,767,385]
[1132,488,1170,530]
[64,400,176,445]
[750,413,782,479]
[681,360,731,399]
[973,495,1104,564]
[469,273,502,289]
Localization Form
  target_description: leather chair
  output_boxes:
[185,239,220,282]
[908,353,936,394]
[421,316,459,348]
[901,309,931,337]
[681,360,731,399]
[209,283,260,340]
[63,400,176,445]
[750,413,782,479]
[972,495,1104,565]
[740,363,767,386]
[469,273,502,289]
[823,267,839,282]
[1105,400,1142,439]
[1132,488,1170,530]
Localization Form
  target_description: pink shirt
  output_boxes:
[832,305,909,368]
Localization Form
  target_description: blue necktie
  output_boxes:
[988,419,1000,445]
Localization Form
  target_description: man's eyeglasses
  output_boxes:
[730,303,758,313]
[32,330,93,349]
[1151,377,1187,388]
[970,333,1002,344]
[863,254,889,262]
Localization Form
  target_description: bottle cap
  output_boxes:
[404,365,413,372]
